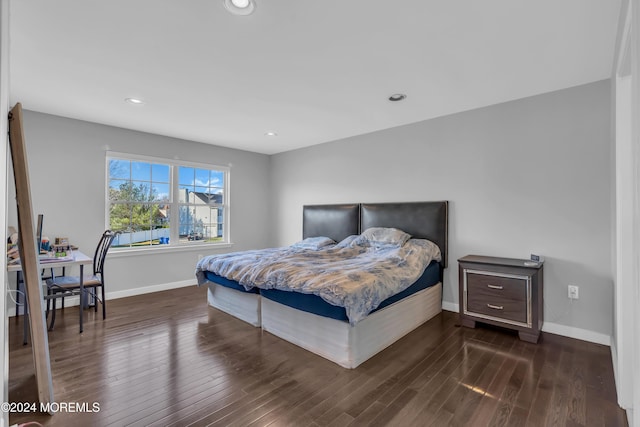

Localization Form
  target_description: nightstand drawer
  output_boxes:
[466,272,527,323]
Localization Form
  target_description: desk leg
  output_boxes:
[79,265,84,333]
[17,271,29,345]
[23,296,29,345]
[16,271,21,320]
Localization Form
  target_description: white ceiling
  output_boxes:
[9,1,621,155]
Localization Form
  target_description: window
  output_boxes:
[177,166,226,243]
[106,153,228,249]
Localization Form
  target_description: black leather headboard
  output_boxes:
[302,201,448,268]
[361,201,448,268]
[302,204,360,243]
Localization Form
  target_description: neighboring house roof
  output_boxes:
[190,191,223,205]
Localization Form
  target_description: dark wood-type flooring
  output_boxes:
[9,285,627,426]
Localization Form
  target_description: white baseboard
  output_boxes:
[106,279,196,300]
[442,301,458,313]
[611,341,621,399]
[540,321,610,346]
[610,342,634,413]
[440,302,611,346]
[7,280,197,318]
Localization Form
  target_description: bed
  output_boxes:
[197,201,448,368]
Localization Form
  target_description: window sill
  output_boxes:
[108,242,234,258]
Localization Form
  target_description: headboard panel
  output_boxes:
[361,201,448,268]
[303,201,448,268]
[302,204,360,243]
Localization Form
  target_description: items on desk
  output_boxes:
[7,244,20,265]
[7,225,19,264]
[52,244,71,257]
[6,226,78,264]
[53,237,71,257]
[54,237,69,246]
[7,225,18,244]
[39,254,73,263]
[41,237,50,252]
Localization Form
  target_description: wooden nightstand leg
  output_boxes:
[518,331,539,343]
[460,317,476,329]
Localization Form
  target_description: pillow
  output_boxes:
[291,236,336,250]
[357,227,411,247]
[334,235,359,248]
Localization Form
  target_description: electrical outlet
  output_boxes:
[568,285,579,299]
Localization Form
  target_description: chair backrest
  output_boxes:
[93,230,119,276]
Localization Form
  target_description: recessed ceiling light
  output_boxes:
[388,94,407,102]
[125,97,145,105]
[264,131,278,137]
[224,0,256,15]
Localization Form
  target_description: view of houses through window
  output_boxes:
[107,155,227,248]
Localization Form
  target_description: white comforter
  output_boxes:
[195,238,441,324]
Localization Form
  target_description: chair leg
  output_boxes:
[61,267,66,309]
[101,285,106,320]
[45,289,51,320]
[49,294,57,331]
[46,278,53,316]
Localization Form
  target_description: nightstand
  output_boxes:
[458,255,544,343]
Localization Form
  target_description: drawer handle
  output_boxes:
[487,303,504,310]
[487,284,503,290]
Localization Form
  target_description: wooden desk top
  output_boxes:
[7,250,92,272]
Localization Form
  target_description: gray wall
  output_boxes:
[270,80,613,336]
[8,111,271,296]
[8,81,613,337]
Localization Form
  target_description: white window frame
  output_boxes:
[105,151,231,253]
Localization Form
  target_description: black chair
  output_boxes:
[45,230,118,331]
[16,267,63,345]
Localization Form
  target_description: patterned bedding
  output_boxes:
[195,235,441,325]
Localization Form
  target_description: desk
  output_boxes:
[8,251,93,336]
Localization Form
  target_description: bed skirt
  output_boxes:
[207,283,261,327]
[261,282,442,368]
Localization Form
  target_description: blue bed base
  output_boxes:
[204,260,440,322]
[204,272,260,293]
